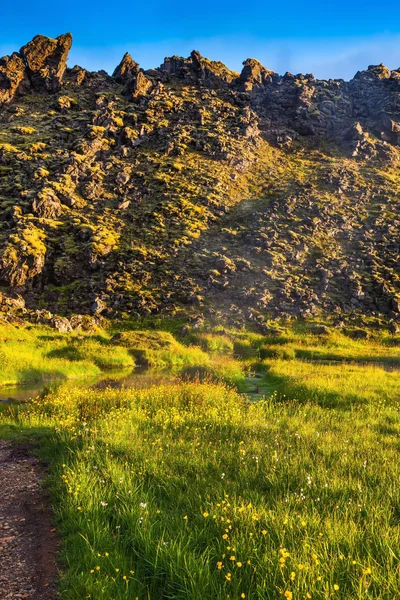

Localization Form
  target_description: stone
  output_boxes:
[67,65,87,85]
[389,320,400,335]
[91,297,107,315]
[238,58,275,92]
[20,33,72,93]
[390,297,400,313]
[124,70,152,99]
[113,53,152,98]
[32,189,62,219]
[0,53,30,106]
[347,328,369,340]
[113,53,139,83]
[353,63,390,81]
[344,121,364,141]
[50,316,72,333]
[310,325,330,335]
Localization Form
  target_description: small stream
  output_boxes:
[1,359,399,405]
[0,368,176,404]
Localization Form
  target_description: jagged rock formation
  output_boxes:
[113,53,153,98]
[20,33,72,92]
[0,33,72,105]
[0,53,30,105]
[1,32,400,324]
[113,53,139,83]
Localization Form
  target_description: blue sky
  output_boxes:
[1,0,400,79]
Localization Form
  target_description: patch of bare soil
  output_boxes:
[0,441,58,600]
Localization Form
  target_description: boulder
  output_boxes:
[390,297,400,313]
[125,70,153,98]
[189,50,236,85]
[113,53,152,98]
[310,325,330,335]
[32,188,63,219]
[238,58,275,92]
[160,55,187,75]
[353,63,390,82]
[91,297,107,315]
[374,115,400,144]
[344,121,364,141]
[0,52,30,105]
[51,316,73,333]
[20,33,72,93]
[67,65,87,85]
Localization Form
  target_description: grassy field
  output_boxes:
[0,322,134,386]
[0,322,244,388]
[1,320,400,599]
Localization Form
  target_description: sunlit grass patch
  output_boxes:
[266,359,400,408]
[0,322,133,386]
[1,372,398,599]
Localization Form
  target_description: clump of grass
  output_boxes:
[193,332,234,354]
[259,345,296,360]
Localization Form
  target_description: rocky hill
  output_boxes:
[1,32,400,327]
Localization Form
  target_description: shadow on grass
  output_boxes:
[46,346,84,361]
[295,347,400,366]
[0,422,55,442]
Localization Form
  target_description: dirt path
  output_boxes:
[0,441,58,600]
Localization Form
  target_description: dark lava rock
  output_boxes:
[113,53,140,83]
[20,33,72,93]
[0,53,30,105]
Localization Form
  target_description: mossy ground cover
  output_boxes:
[0,320,400,599]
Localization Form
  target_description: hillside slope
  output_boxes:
[1,33,400,325]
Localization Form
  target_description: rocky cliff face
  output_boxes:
[1,33,400,325]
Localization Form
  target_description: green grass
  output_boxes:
[1,320,400,598]
[2,373,399,599]
[0,322,246,388]
[0,322,135,387]
[265,359,400,408]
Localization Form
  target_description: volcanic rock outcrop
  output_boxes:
[1,32,400,324]
[0,33,72,106]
